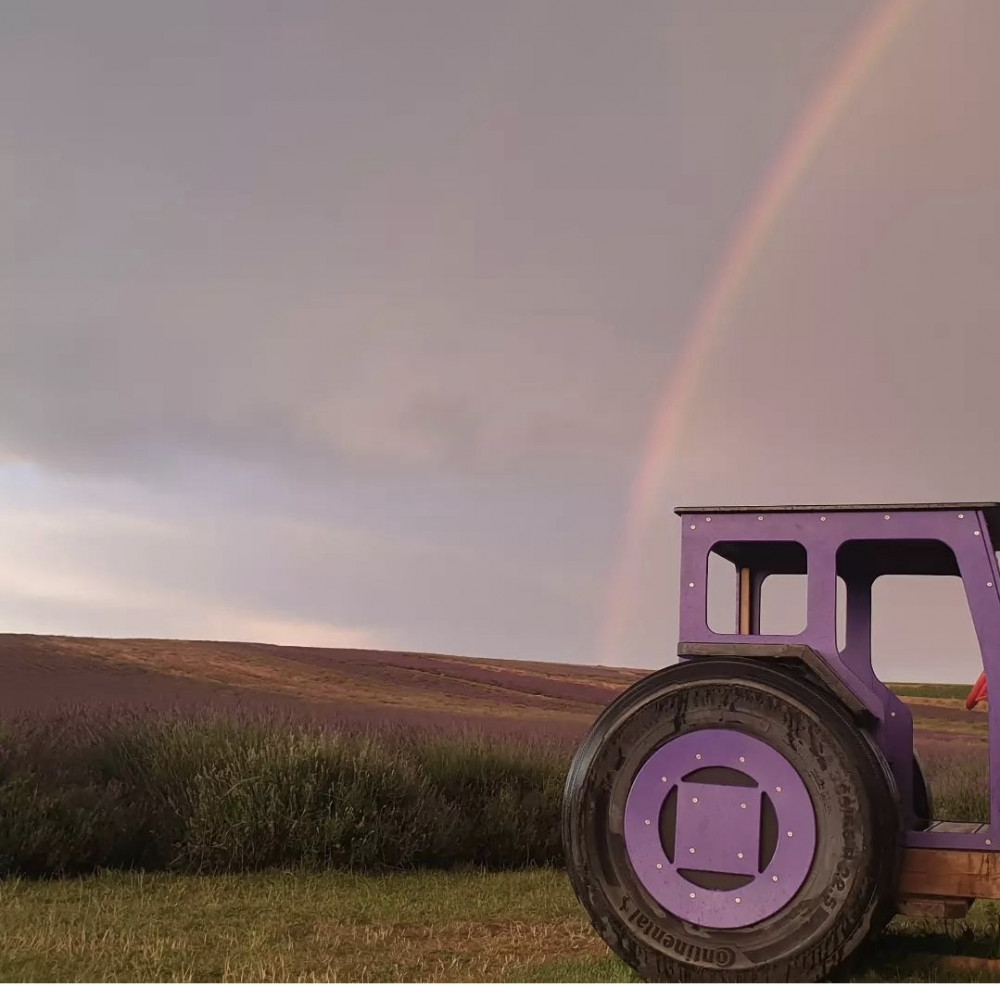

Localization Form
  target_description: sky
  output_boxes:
[3,0,999,682]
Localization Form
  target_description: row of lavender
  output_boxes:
[0,706,987,878]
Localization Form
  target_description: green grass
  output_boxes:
[849,905,1000,983]
[513,957,639,982]
[0,868,610,982]
[889,683,972,701]
[0,868,997,982]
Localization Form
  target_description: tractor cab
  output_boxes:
[674,503,1000,835]
[563,503,1000,982]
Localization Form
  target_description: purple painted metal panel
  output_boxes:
[623,729,816,928]
[904,830,994,850]
[676,507,1000,853]
[674,782,762,876]
[961,509,1000,842]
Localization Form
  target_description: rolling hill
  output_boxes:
[0,633,644,739]
[0,633,985,746]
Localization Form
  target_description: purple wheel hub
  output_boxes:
[623,729,817,930]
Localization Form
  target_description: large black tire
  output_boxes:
[562,657,900,982]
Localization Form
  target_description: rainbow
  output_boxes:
[599,0,920,665]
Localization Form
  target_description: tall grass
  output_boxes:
[918,742,990,822]
[0,708,567,878]
[0,707,991,880]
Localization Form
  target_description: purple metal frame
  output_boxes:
[675,506,1000,852]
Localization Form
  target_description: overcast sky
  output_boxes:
[3,0,998,682]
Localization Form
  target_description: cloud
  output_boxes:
[0,501,380,647]
[0,2,871,485]
[0,483,601,661]
[193,611,376,651]
[5,0,1000,681]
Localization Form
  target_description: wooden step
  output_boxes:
[897,896,972,919]
[900,849,1000,899]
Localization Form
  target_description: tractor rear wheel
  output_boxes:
[562,657,899,982]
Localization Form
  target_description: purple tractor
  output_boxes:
[563,503,1000,981]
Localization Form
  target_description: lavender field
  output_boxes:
[0,635,993,981]
[0,634,990,878]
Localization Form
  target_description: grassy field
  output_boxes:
[0,868,998,983]
[0,705,988,878]
[889,682,974,701]
[0,637,994,981]
[0,869,609,982]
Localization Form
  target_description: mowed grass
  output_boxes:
[1,868,999,983]
[0,868,620,983]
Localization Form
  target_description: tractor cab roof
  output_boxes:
[674,503,1000,577]
[674,502,1000,516]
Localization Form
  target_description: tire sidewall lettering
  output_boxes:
[620,901,738,969]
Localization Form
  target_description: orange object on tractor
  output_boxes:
[967,670,989,710]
